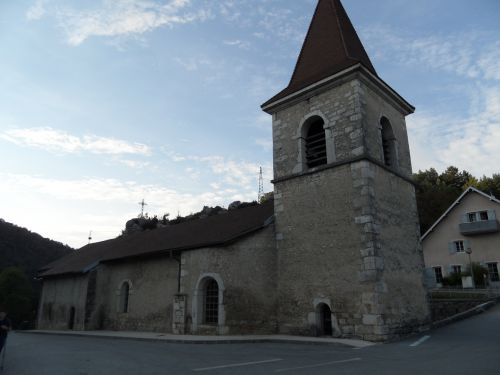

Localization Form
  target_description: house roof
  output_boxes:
[262,0,376,108]
[39,200,274,278]
[421,187,500,241]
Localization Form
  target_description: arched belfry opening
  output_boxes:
[304,116,327,169]
[380,117,398,168]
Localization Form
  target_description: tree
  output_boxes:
[0,267,35,328]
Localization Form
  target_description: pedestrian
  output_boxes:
[0,309,11,354]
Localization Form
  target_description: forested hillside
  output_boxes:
[0,219,73,278]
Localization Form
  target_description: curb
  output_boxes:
[431,299,497,329]
[16,331,374,348]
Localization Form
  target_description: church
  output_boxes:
[37,0,430,342]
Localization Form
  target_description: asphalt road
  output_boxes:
[3,304,500,375]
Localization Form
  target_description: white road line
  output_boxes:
[192,358,283,371]
[409,335,431,347]
[275,357,362,372]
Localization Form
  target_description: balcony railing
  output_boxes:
[459,220,499,235]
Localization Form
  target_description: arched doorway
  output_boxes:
[68,306,75,330]
[318,303,332,336]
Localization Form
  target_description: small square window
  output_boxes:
[479,211,488,221]
[452,265,462,275]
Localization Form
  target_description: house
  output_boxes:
[422,187,500,288]
[36,0,430,342]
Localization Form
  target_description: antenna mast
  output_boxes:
[138,199,148,218]
[88,231,92,245]
[258,167,264,202]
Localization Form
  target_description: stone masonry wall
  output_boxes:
[180,225,277,335]
[37,275,89,330]
[274,165,368,337]
[95,256,178,332]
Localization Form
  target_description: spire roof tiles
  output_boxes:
[262,0,376,108]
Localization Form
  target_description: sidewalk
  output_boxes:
[20,330,375,348]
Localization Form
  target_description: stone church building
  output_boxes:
[37,0,430,341]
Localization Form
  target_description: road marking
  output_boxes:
[192,358,283,371]
[409,335,431,347]
[274,357,362,372]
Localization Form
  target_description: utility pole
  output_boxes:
[466,246,475,289]
[258,167,264,202]
[138,199,148,218]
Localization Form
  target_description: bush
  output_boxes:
[0,267,35,328]
[462,262,489,287]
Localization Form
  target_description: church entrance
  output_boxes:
[68,306,75,330]
[318,303,332,336]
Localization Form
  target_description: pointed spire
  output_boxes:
[263,0,376,108]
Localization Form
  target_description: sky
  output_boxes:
[0,0,499,248]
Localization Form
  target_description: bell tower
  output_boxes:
[262,0,429,341]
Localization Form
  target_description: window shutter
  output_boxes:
[461,214,468,223]
[448,242,456,254]
[487,210,496,220]
[463,240,471,252]
[447,265,453,274]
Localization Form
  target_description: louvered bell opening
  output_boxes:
[306,121,327,168]
[382,139,391,167]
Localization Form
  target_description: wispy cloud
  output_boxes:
[223,39,250,49]
[362,26,500,81]
[26,0,47,20]
[29,0,211,46]
[1,127,151,155]
[408,85,500,176]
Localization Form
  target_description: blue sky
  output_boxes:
[0,0,499,248]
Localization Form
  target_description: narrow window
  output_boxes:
[454,240,465,253]
[120,282,130,313]
[487,263,499,282]
[305,118,327,168]
[452,265,462,275]
[380,117,397,168]
[433,267,443,284]
[467,212,477,222]
[479,211,489,221]
[204,279,219,324]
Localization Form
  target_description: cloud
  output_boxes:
[223,39,250,49]
[362,26,500,81]
[255,138,272,152]
[42,0,211,45]
[26,0,47,20]
[1,127,151,155]
[408,85,500,176]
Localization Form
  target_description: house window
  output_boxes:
[305,118,327,168]
[119,282,130,313]
[487,263,499,282]
[380,117,397,168]
[454,240,465,253]
[433,267,443,284]
[466,210,491,222]
[451,265,462,275]
[204,279,219,324]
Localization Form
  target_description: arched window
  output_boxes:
[380,117,397,168]
[204,279,219,324]
[119,282,130,313]
[305,118,327,168]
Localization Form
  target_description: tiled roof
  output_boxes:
[262,0,376,108]
[39,200,274,277]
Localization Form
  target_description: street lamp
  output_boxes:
[465,246,475,289]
